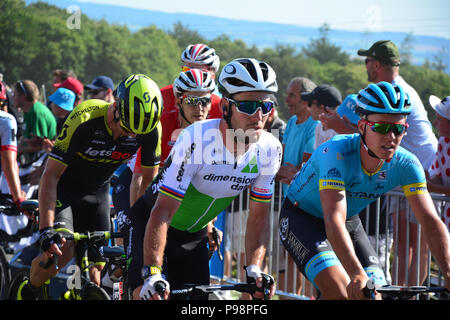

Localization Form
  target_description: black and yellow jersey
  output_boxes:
[49,99,161,191]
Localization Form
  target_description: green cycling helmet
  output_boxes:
[115,74,162,134]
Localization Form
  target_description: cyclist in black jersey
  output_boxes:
[16,74,163,300]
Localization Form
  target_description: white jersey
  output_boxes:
[0,110,17,151]
[393,76,437,171]
[159,119,282,232]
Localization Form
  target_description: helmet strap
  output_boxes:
[361,125,380,160]
[177,103,192,126]
[223,101,233,130]
[113,105,121,123]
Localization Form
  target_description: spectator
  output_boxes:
[48,88,76,133]
[275,77,317,297]
[52,69,77,92]
[84,76,115,103]
[427,95,450,231]
[300,84,342,149]
[276,77,317,194]
[13,80,57,168]
[319,94,360,134]
[53,77,83,105]
[358,40,438,286]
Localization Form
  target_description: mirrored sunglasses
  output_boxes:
[182,95,211,107]
[226,97,274,116]
[362,119,408,136]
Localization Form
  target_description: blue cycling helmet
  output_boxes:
[356,81,411,116]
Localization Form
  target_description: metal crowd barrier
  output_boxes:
[218,182,449,300]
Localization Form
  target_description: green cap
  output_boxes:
[357,40,400,66]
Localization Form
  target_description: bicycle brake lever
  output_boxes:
[39,243,61,270]
[154,281,167,300]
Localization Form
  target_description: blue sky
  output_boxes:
[75,0,450,39]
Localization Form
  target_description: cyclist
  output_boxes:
[279,82,450,300]
[115,44,223,217]
[137,58,282,300]
[116,68,215,242]
[16,74,163,300]
[0,83,27,212]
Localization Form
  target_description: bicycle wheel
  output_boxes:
[7,268,31,300]
[0,246,11,299]
[81,281,111,300]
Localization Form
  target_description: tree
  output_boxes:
[302,23,350,65]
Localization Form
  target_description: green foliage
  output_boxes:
[0,1,449,123]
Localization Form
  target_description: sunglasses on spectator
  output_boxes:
[17,80,29,98]
[364,58,377,65]
[361,119,408,136]
[225,97,275,116]
[88,89,106,96]
[182,95,211,107]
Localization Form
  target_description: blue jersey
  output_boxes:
[286,134,427,219]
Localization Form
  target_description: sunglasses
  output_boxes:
[225,97,275,116]
[364,58,377,65]
[17,80,29,98]
[88,89,106,96]
[182,65,211,73]
[362,119,409,136]
[182,95,211,107]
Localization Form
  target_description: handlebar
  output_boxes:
[38,229,123,270]
[363,279,449,300]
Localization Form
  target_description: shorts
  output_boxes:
[54,182,111,265]
[279,200,387,288]
[125,192,210,299]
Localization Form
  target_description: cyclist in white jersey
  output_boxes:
[0,105,27,211]
[139,58,282,300]
[280,82,450,299]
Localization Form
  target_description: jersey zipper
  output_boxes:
[186,199,216,232]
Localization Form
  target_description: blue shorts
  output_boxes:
[279,200,387,288]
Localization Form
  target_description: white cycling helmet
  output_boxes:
[218,58,278,96]
[173,69,216,98]
[181,44,220,73]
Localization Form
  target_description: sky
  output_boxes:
[76,0,450,39]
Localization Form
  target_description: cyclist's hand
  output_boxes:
[208,226,222,257]
[245,264,275,300]
[39,228,65,257]
[140,274,170,300]
[347,274,369,300]
[14,197,30,218]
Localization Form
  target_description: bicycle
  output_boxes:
[0,199,39,299]
[364,279,449,300]
[7,228,123,300]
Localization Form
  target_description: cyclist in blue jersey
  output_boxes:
[280,82,450,299]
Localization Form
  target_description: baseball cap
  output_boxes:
[429,95,450,120]
[357,40,400,66]
[301,84,342,109]
[49,87,76,111]
[84,76,114,90]
[53,77,83,96]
